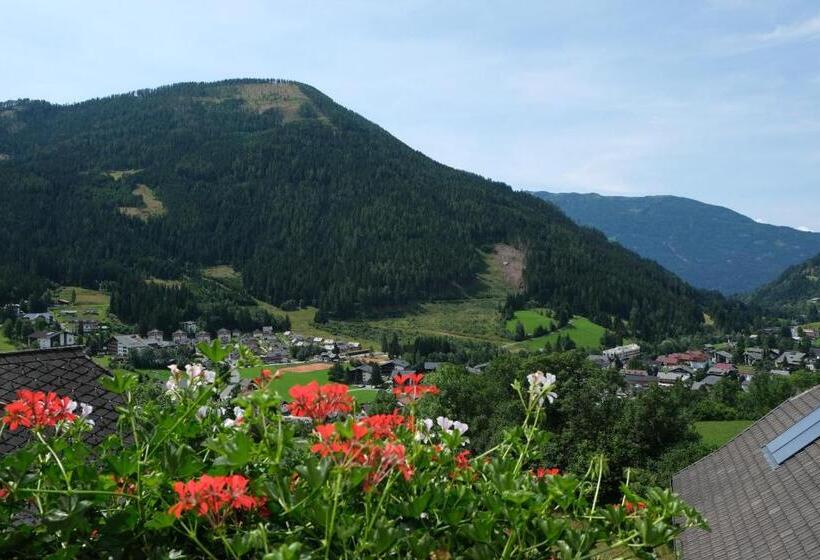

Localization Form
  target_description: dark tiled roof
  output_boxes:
[673,386,820,559]
[0,347,121,454]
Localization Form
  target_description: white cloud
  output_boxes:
[797,226,815,232]
[752,15,820,44]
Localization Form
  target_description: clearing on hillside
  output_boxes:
[492,244,524,291]
[105,169,142,181]
[118,185,166,221]
[198,82,329,124]
[508,316,606,351]
[505,309,554,336]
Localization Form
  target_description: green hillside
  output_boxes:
[0,79,742,340]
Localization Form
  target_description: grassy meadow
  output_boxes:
[505,309,554,336]
[509,316,606,352]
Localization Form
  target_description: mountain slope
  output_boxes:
[534,192,820,295]
[750,252,820,309]
[0,79,737,339]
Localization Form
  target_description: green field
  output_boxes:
[52,286,110,322]
[0,331,16,352]
[695,420,753,448]
[505,309,554,336]
[239,366,378,404]
[509,316,606,351]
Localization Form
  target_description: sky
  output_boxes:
[2,1,819,231]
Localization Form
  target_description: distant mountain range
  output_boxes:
[0,79,747,340]
[533,192,820,295]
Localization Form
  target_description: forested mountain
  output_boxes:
[750,253,820,311]
[0,79,746,339]
[534,192,820,295]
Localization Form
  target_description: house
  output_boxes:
[423,362,441,372]
[146,329,163,343]
[602,343,641,362]
[262,326,273,335]
[707,362,737,376]
[770,369,791,377]
[673,386,820,559]
[657,369,691,385]
[744,347,766,365]
[180,320,198,334]
[217,328,231,344]
[466,362,489,374]
[21,312,54,324]
[108,334,149,357]
[713,350,733,363]
[172,330,188,344]
[691,374,723,391]
[27,330,75,349]
[71,319,101,335]
[195,331,211,343]
[231,329,241,340]
[776,351,806,371]
[0,347,122,454]
[622,371,657,392]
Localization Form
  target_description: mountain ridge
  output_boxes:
[0,79,745,339]
[533,191,820,295]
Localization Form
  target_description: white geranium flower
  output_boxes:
[452,420,469,435]
[436,416,453,431]
[196,406,209,420]
[526,371,558,405]
[80,403,93,417]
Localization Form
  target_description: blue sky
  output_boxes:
[2,1,818,230]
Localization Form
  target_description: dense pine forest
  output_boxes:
[0,79,750,339]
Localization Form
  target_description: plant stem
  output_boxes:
[34,430,71,491]
[589,454,604,517]
[323,470,344,560]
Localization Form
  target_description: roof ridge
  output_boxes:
[0,345,87,358]
[673,385,820,481]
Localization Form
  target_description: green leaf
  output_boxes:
[145,511,176,530]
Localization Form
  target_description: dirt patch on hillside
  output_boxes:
[198,82,329,124]
[492,244,525,291]
[277,363,330,374]
[118,184,166,222]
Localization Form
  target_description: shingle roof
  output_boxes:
[0,347,121,454]
[673,385,820,559]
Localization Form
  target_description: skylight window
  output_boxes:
[763,407,820,468]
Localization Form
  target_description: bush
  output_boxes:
[0,344,704,558]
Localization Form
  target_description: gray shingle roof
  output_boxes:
[0,347,121,454]
[673,385,820,559]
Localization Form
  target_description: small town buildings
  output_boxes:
[147,329,163,343]
[673,386,820,559]
[181,320,198,334]
[743,347,766,365]
[262,326,273,335]
[713,350,733,364]
[622,370,657,392]
[231,329,241,340]
[602,343,641,362]
[108,334,149,357]
[195,331,211,344]
[657,368,691,385]
[707,362,737,376]
[28,330,75,349]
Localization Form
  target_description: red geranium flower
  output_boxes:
[454,449,472,469]
[2,389,78,431]
[287,381,354,421]
[532,467,561,479]
[391,373,439,405]
[168,474,265,524]
[625,501,646,514]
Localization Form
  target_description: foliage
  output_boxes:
[0,343,704,558]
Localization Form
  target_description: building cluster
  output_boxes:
[590,340,820,394]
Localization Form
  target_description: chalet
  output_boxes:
[770,369,791,377]
[622,371,657,392]
[262,326,273,335]
[231,329,241,340]
[743,347,766,365]
[707,362,737,376]
[172,330,188,344]
[674,386,820,559]
[0,347,122,454]
[602,343,641,362]
[21,312,54,324]
[691,374,723,391]
[217,328,231,343]
[108,334,149,357]
[657,368,691,385]
[713,350,733,363]
[28,330,75,349]
[147,329,163,343]
[775,351,806,371]
[72,319,101,334]
[655,351,709,369]
[195,331,211,343]
[181,320,198,334]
